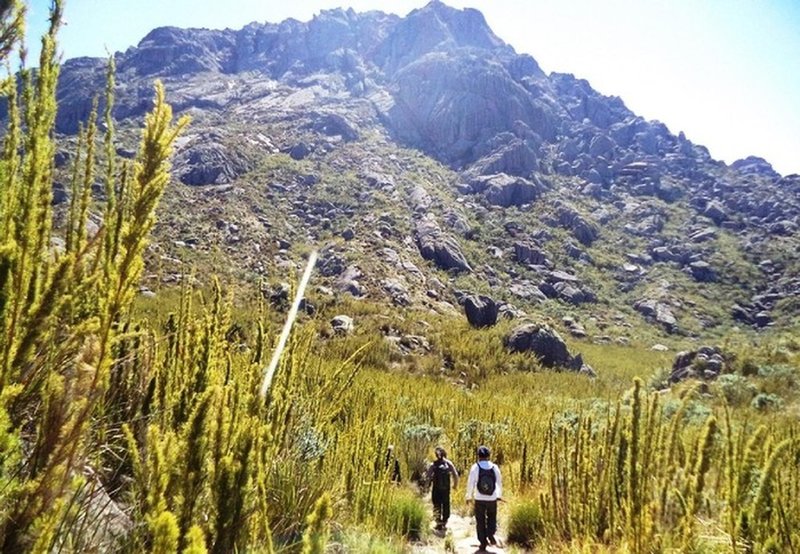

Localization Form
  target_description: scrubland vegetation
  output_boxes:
[1,3,799,553]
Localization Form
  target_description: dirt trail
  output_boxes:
[411,504,509,554]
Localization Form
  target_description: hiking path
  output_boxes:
[410,503,510,554]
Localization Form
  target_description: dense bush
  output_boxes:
[751,392,783,412]
[715,374,758,406]
[401,423,443,482]
[758,364,799,394]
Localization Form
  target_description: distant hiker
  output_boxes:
[374,444,402,482]
[425,446,459,530]
[385,444,402,483]
[465,445,503,552]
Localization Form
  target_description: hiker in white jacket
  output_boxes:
[465,445,502,551]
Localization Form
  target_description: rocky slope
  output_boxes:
[45,1,800,343]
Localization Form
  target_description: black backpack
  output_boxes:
[432,459,451,491]
[477,465,496,495]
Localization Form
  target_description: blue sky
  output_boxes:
[25,0,800,175]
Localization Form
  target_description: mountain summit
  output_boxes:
[49,2,800,337]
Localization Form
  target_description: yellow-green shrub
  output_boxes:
[382,487,427,540]
[507,499,545,548]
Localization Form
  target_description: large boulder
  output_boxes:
[469,173,542,207]
[625,214,666,237]
[634,298,678,332]
[505,323,569,366]
[336,266,366,297]
[383,279,411,307]
[689,227,717,243]
[308,111,359,141]
[703,201,728,225]
[588,134,615,158]
[463,294,500,328]
[52,182,69,205]
[509,280,548,302]
[69,473,133,552]
[688,261,716,283]
[650,246,679,263]
[410,185,432,213]
[505,323,595,375]
[472,138,540,177]
[513,242,550,266]
[731,302,772,328]
[553,282,587,305]
[318,251,347,277]
[731,156,780,179]
[415,218,472,273]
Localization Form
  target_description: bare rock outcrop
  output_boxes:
[669,346,731,383]
[415,218,472,273]
[634,298,678,332]
[175,135,252,186]
[505,323,596,376]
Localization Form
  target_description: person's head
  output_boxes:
[477,445,490,460]
[435,446,446,459]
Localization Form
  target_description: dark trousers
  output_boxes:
[432,488,450,524]
[474,500,497,546]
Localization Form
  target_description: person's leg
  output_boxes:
[474,501,488,548]
[432,489,443,526]
[442,491,450,525]
[487,501,498,543]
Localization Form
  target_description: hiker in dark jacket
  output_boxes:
[465,445,502,551]
[425,446,459,530]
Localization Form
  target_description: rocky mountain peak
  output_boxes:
[413,0,507,52]
[731,156,780,179]
[119,26,236,77]
[374,0,510,76]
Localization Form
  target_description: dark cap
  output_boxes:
[477,445,490,459]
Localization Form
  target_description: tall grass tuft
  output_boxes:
[382,488,427,541]
[507,499,545,548]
